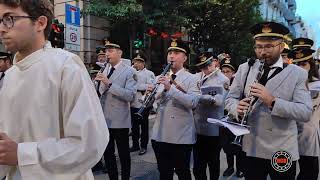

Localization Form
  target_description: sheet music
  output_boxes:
[207,117,250,136]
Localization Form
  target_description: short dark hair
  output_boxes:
[0,0,54,39]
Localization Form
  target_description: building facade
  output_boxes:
[259,0,297,36]
[259,0,316,44]
[53,0,110,63]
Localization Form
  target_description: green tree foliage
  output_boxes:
[186,0,263,65]
[84,0,262,65]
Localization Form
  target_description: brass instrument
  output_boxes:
[135,62,173,118]
[232,59,265,146]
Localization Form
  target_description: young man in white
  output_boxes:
[0,0,109,179]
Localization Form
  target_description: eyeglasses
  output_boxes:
[0,15,36,29]
[253,42,282,52]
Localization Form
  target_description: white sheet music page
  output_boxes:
[207,117,250,136]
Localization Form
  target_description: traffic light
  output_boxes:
[134,39,143,49]
[49,19,65,49]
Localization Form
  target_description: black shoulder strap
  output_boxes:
[0,72,5,81]
[241,61,255,99]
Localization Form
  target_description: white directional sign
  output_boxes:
[65,4,80,51]
[65,25,80,51]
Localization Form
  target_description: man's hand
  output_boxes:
[95,72,111,86]
[0,133,18,166]
[158,75,171,91]
[237,97,251,117]
[146,84,155,92]
[250,83,275,107]
[199,94,215,105]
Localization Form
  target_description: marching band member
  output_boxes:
[0,0,109,179]
[95,39,137,180]
[225,22,312,180]
[130,54,155,155]
[193,52,229,180]
[220,57,245,178]
[149,39,199,180]
[96,45,107,63]
[0,52,12,89]
[289,47,320,180]
[281,43,292,64]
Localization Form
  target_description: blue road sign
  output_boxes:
[65,4,80,26]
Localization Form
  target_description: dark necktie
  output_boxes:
[170,74,176,84]
[107,67,115,79]
[202,74,208,86]
[0,72,5,81]
[97,67,115,97]
[259,66,271,86]
[171,74,176,81]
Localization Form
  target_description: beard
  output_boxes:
[258,54,280,66]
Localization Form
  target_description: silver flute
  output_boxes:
[232,58,265,146]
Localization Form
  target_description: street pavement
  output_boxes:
[94,114,245,180]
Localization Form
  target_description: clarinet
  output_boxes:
[135,62,173,118]
[95,60,109,96]
[232,59,265,146]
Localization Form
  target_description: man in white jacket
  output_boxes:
[0,0,109,179]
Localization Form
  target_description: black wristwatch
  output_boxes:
[108,83,112,88]
[269,99,276,110]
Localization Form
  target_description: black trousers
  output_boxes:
[297,155,319,180]
[220,127,245,171]
[193,135,221,180]
[244,156,296,180]
[104,128,131,180]
[151,140,193,180]
[131,107,150,149]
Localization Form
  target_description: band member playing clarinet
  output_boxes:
[148,39,199,180]
[225,22,312,180]
[95,39,137,180]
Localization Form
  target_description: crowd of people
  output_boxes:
[0,1,319,180]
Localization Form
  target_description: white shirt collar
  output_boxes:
[174,68,184,76]
[138,68,146,72]
[270,56,283,69]
[112,60,122,69]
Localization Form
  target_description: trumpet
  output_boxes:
[135,62,173,118]
[95,60,109,96]
[232,59,265,146]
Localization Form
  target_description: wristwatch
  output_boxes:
[108,83,112,88]
[269,99,276,110]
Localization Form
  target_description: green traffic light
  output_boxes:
[134,39,143,48]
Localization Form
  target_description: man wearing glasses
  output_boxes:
[225,22,312,180]
[0,0,109,180]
